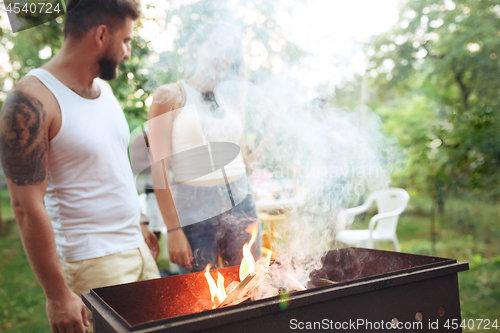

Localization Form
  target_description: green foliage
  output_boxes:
[110,34,152,131]
[0,225,50,333]
[376,94,451,195]
[0,13,64,105]
[331,74,364,111]
[366,0,500,202]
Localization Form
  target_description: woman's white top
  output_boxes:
[170,80,246,184]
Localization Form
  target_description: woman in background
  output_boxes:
[148,23,274,273]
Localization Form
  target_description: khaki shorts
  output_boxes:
[60,243,160,331]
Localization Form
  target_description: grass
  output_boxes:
[0,222,51,332]
[0,186,50,332]
[0,192,499,332]
[350,196,500,330]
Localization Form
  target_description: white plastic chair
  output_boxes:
[336,188,409,251]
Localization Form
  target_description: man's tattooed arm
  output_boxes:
[0,90,48,186]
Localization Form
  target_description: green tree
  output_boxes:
[367,0,500,204]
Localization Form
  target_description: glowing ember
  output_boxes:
[204,265,226,305]
[239,222,258,281]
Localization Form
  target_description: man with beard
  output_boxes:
[0,1,160,332]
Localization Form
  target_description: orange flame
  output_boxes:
[239,222,258,281]
[262,247,272,268]
[204,265,226,304]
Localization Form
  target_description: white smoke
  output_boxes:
[139,0,408,293]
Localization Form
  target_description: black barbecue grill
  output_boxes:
[82,247,469,332]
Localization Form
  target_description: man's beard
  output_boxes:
[98,50,120,81]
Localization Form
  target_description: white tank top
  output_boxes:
[170,80,246,184]
[26,69,143,262]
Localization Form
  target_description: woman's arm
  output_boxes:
[148,83,193,270]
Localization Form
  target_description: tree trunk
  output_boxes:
[437,186,445,215]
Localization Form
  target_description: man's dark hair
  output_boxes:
[64,0,141,39]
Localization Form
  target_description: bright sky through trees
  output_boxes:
[285,0,399,94]
[0,0,399,95]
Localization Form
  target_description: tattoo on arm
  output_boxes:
[0,90,48,186]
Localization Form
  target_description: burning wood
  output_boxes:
[285,273,307,291]
[204,250,273,308]
[203,222,277,309]
[201,221,332,309]
[217,273,255,308]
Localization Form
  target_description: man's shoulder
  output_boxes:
[3,75,61,132]
[0,76,50,187]
[3,77,49,114]
[13,75,46,95]
[11,75,59,108]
